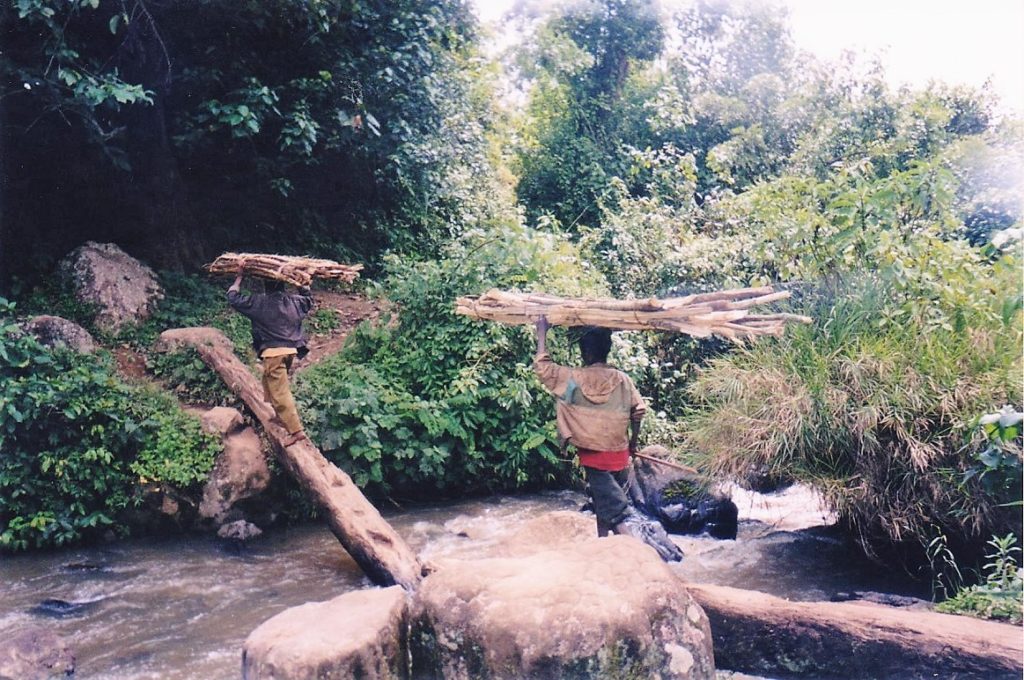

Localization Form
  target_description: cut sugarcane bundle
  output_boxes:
[205,252,363,288]
[455,287,811,340]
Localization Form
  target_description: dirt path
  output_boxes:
[113,345,150,381]
[299,290,384,371]
[107,291,381,386]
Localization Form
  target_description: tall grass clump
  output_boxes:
[685,274,1022,570]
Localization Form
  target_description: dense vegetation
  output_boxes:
[1,0,1020,616]
[0,300,219,549]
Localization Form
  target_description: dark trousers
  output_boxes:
[584,467,632,534]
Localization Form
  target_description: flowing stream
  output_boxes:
[0,486,928,679]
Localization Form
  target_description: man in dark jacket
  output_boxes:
[228,274,313,446]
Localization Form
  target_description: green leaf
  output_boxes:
[521,433,546,450]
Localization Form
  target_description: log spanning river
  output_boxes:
[0,486,927,679]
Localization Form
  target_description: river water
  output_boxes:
[0,486,927,679]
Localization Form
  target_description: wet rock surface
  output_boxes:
[0,626,75,679]
[198,406,245,437]
[691,582,1022,679]
[217,520,263,542]
[19,315,97,353]
[410,536,715,679]
[58,241,163,333]
[242,586,408,680]
[198,407,271,524]
[630,446,738,539]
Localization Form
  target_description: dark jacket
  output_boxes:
[227,288,314,357]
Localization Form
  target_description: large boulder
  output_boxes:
[0,626,75,679]
[19,315,97,353]
[410,535,715,679]
[242,586,409,680]
[58,241,163,333]
[197,407,271,524]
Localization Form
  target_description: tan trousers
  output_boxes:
[262,354,303,434]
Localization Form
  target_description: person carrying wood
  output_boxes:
[533,316,683,562]
[228,273,313,447]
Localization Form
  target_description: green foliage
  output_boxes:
[127,390,219,489]
[964,406,1024,501]
[122,272,250,404]
[0,299,218,551]
[937,534,1023,624]
[8,277,100,332]
[684,276,1023,566]
[125,272,253,354]
[295,221,604,496]
[4,0,154,155]
[3,0,491,278]
[146,348,236,407]
[512,0,665,228]
[305,308,341,335]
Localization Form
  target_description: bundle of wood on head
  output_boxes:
[455,287,811,340]
[205,252,363,288]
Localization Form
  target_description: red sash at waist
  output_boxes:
[577,447,629,472]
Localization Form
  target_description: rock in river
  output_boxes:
[0,626,75,679]
[242,586,408,680]
[410,535,715,679]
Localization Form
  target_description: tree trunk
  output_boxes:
[117,8,203,271]
[156,327,423,590]
[688,583,1023,679]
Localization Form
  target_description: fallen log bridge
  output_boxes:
[157,327,423,590]
[689,583,1023,679]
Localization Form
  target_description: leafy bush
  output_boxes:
[295,222,607,497]
[146,348,237,406]
[124,272,252,404]
[125,271,253,354]
[126,389,220,489]
[305,307,341,335]
[0,300,218,550]
[937,534,1023,624]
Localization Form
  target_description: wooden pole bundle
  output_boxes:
[455,287,811,340]
[205,252,363,288]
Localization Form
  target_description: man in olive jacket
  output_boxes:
[228,274,313,446]
[533,316,682,562]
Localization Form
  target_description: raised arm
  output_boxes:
[226,273,255,312]
[535,315,550,356]
[533,315,572,397]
